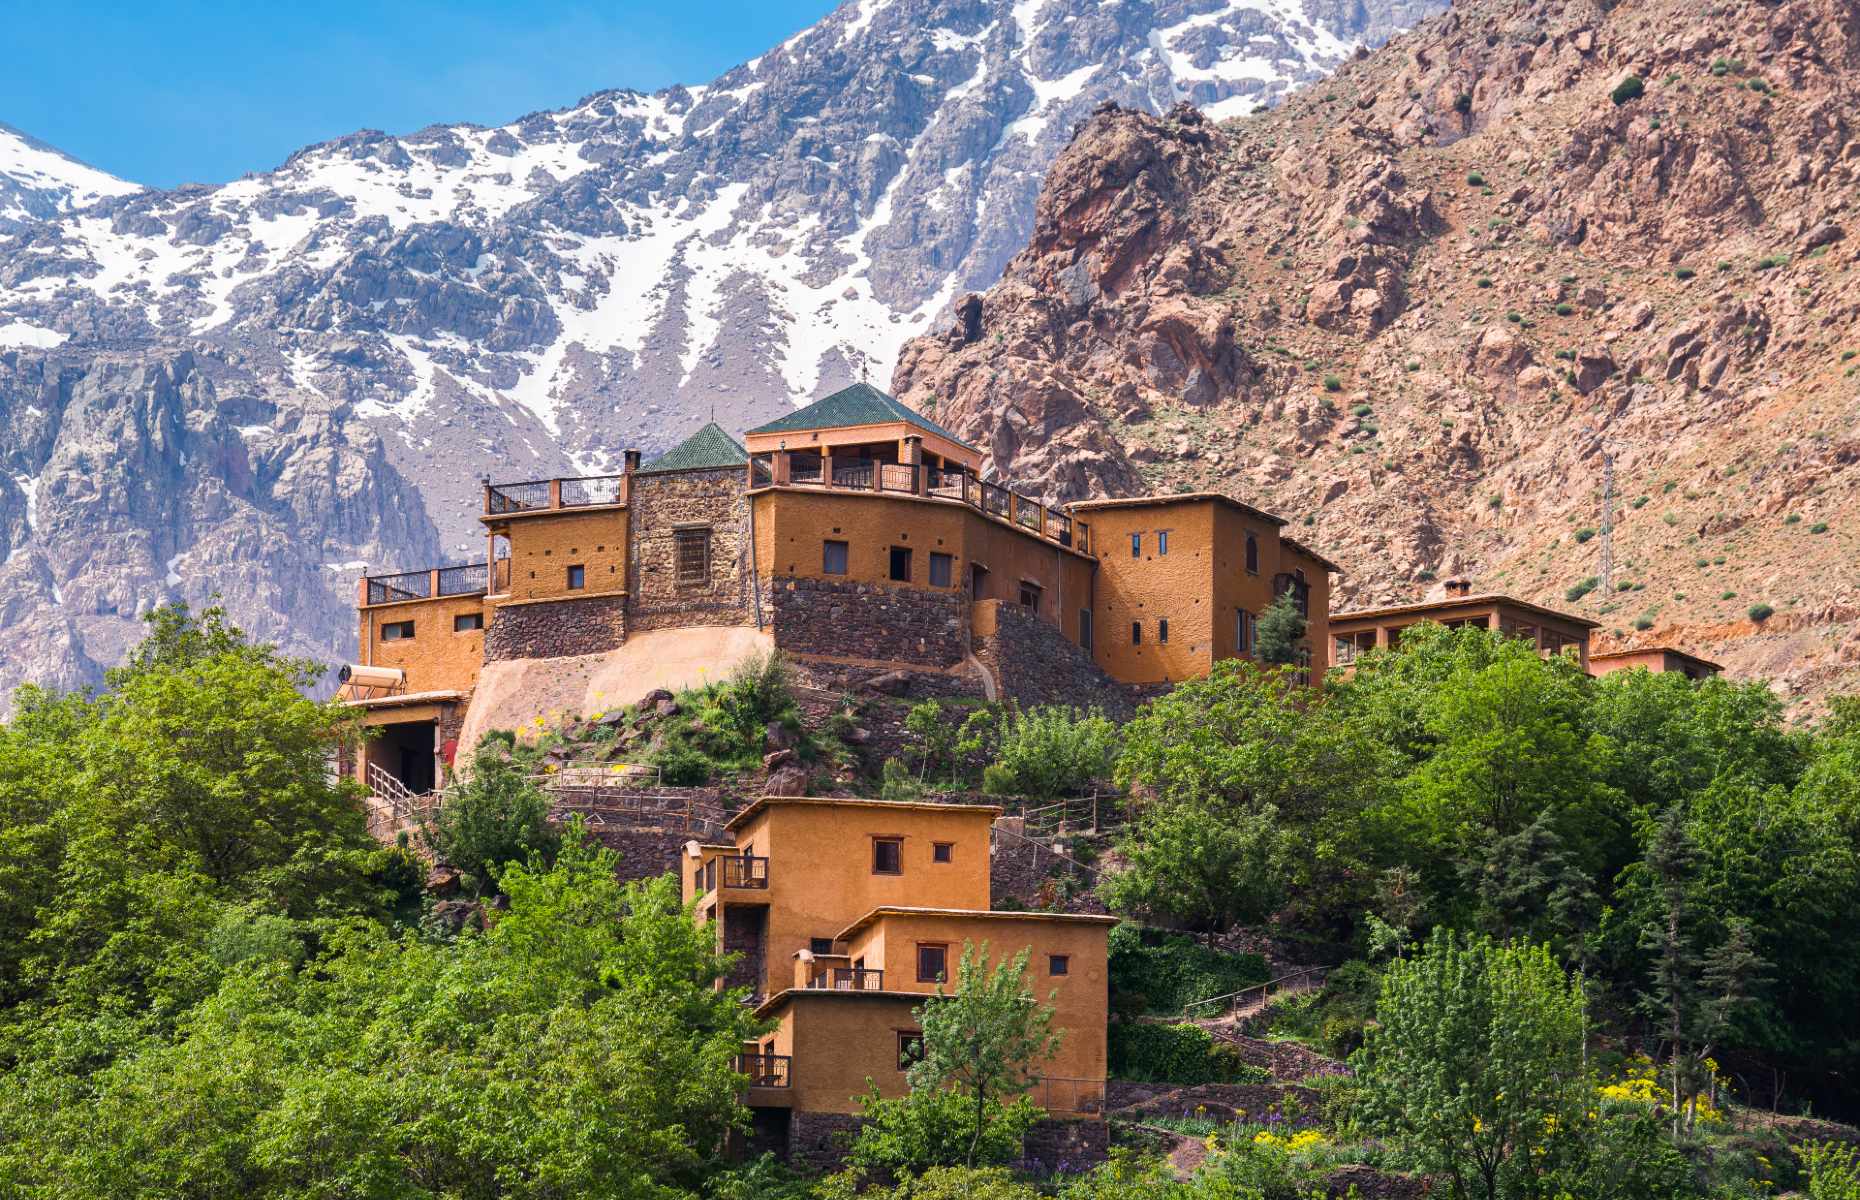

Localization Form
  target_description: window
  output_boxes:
[873,837,903,875]
[453,612,484,633]
[1130,532,1142,557]
[1018,582,1041,612]
[823,540,849,575]
[929,552,953,588]
[381,620,414,641]
[1236,609,1253,654]
[1157,530,1170,555]
[566,564,585,590]
[1131,621,1142,646]
[1049,954,1070,976]
[1158,618,1170,644]
[932,841,953,863]
[674,527,711,585]
[897,1031,925,1070]
[1245,533,1259,574]
[889,546,912,582]
[1079,608,1093,652]
[916,943,948,983]
[809,937,834,955]
[1273,571,1311,617]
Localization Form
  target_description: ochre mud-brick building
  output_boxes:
[682,795,1115,1163]
[337,383,1343,800]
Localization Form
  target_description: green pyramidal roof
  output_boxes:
[745,382,978,452]
[639,422,749,473]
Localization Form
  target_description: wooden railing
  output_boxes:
[699,854,770,893]
[810,967,884,991]
[1182,966,1328,1022]
[365,762,437,820]
[747,453,1091,555]
[736,1052,791,1088]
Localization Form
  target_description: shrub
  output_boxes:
[1352,403,1374,417]
[1803,1140,1860,1200]
[422,745,559,896]
[1507,311,1523,323]
[1748,603,1775,622]
[1811,521,1830,534]
[848,1087,1042,1175]
[1322,374,1343,392]
[1476,276,1494,288]
[1710,57,1731,76]
[1632,495,1649,508]
[1466,170,1485,186]
[1616,580,1635,593]
[1108,924,1270,1016]
[1721,591,1737,601]
[656,746,711,786]
[1611,75,1645,105]
[1575,527,1597,544]
[1633,616,1655,631]
[1107,1021,1267,1084]
[1756,254,1789,271]
[1785,514,1802,525]
[985,705,1118,800]
[1747,77,1771,94]
[1554,348,1576,361]
[1675,266,1696,280]
[1566,576,1599,602]
[1555,301,1574,315]
[1455,93,1472,114]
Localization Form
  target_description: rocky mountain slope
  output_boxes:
[0,0,1440,705]
[894,0,1860,706]
[0,123,139,232]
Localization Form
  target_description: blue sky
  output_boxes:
[3,1,839,188]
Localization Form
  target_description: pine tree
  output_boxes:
[1255,591,1307,666]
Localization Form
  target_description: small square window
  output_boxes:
[381,620,414,641]
[897,1031,925,1070]
[566,564,586,589]
[1019,582,1041,612]
[932,842,953,863]
[823,540,849,575]
[873,837,903,875]
[453,612,484,633]
[916,943,948,983]
[889,546,912,582]
[1049,954,1070,977]
[929,552,953,588]
[809,937,834,955]
[1130,532,1142,557]
[1131,621,1142,646]
[1158,530,1170,555]
[1159,618,1170,644]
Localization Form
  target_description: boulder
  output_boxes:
[862,670,914,696]
[765,765,811,796]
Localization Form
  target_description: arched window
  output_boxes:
[1245,533,1259,574]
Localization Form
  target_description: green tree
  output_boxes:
[422,740,559,896]
[904,699,962,782]
[985,705,1118,800]
[1102,799,1292,937]
[907,942,1061,1167]
[1254,591,1306,666]
[1352,930,1590,1200]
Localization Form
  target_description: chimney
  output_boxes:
[1443,577,1472,598]
[623,448,641,473]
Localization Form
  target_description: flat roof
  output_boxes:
[1331,593,1601,630]
[755,986,926,1020]
[1068,491,1288,527]
[724,795,1004,833]
[835,904,1121,941]
[1592,646,1724,670]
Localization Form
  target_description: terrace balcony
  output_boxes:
[696,854,771,894]
[360,557,511,608]
[748,451,1091,555]
[481,474,627,520]
[805,965,885,992]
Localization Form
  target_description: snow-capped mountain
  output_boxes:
[0,122,141,232]
[0,0,1440,701]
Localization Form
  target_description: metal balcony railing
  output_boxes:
[560,475,623,507]
[366,569,432,605]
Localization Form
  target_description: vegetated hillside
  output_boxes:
[894,0,1860,707]
[0,0,1443,709]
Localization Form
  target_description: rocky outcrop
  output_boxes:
[893,0,1860,707]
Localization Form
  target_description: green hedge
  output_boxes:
[1108,1022,1269,1084]
[1108,925,1270,1016]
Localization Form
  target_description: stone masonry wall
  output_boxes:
[484,594,627,661]
[770,576,967,669]
[975,600,1140,719]
[787,1112,867,1173]
[1023,1117,1110,1173]
[627,467,756,632]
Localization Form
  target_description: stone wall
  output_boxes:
[990,824,1107,915]
[770,576,967,669]
[975,601,1140,719]
[628,467,756,632]
[1022,1117,1110,1172]
[787,1111,867,1174]
[484,594,627,661]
